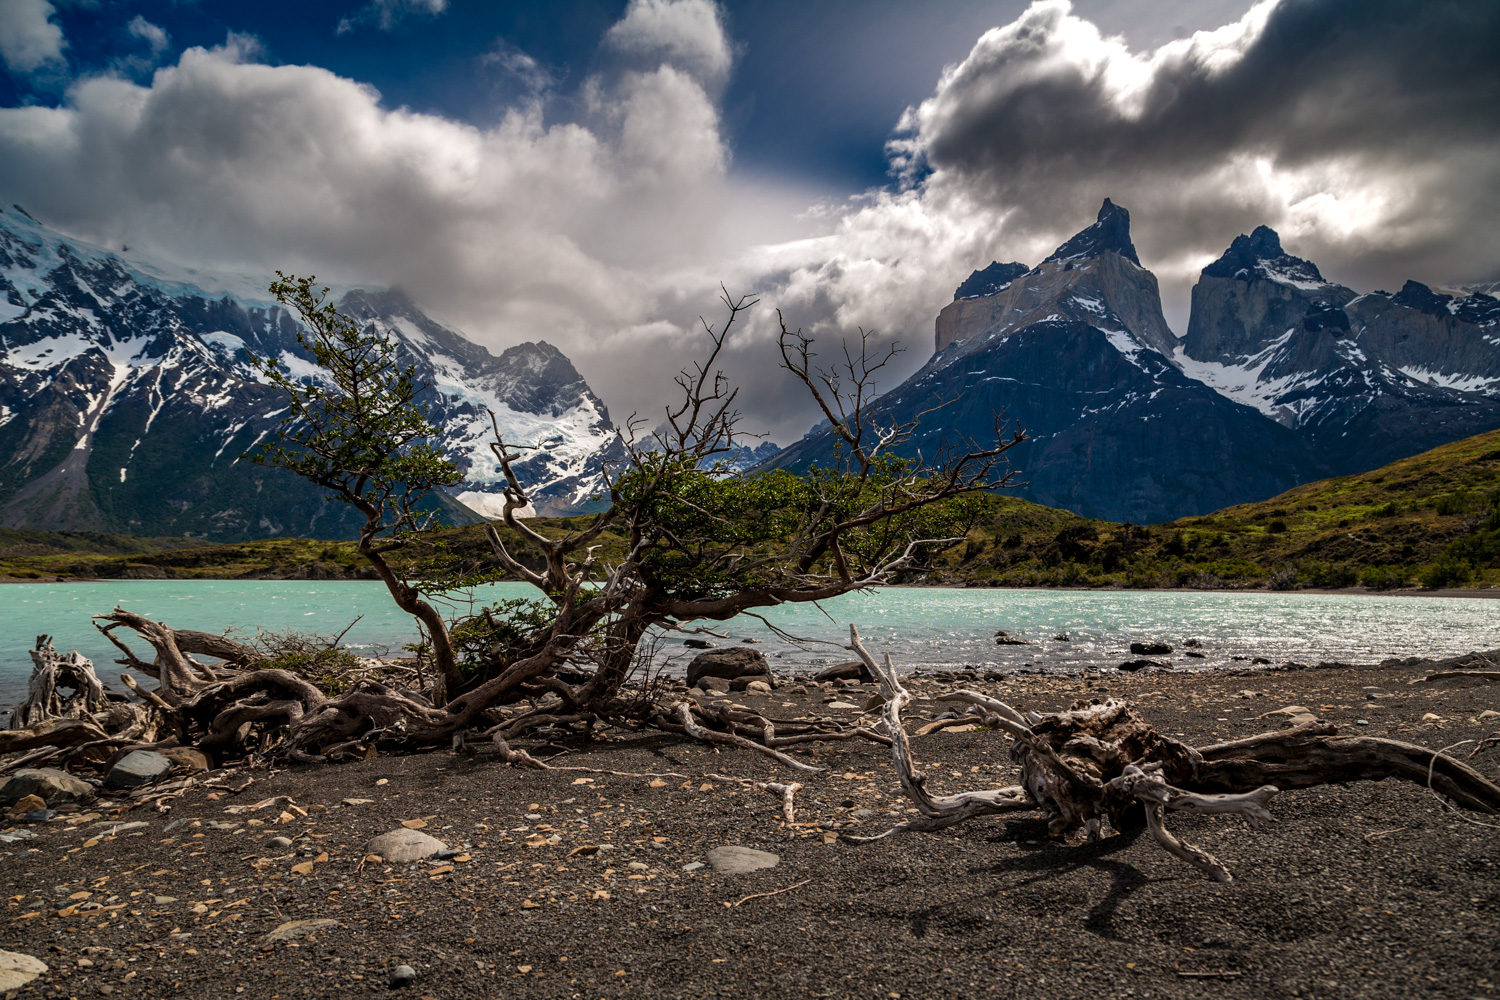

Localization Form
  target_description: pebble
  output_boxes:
[267,836,295,849]
[826,701,859,710]
[389,964,418,988]
[261,919,342,943]
[682,862,705,872]
[153,896,177,905]
[706,846,780,874]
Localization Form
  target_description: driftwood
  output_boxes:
[842,625,1500,882]
[9,636,109,729]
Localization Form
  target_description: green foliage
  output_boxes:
[1421,555,1473,589]
[257,647,367,696]
[449,598,557,677]
[244,273,461,533]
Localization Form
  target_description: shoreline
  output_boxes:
[3,573,1498,600]
[1,654,1497,998]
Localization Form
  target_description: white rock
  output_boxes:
[364,828,447,862]
[706,846,780,874]
[0,950,47,991]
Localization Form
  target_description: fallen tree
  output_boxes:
[840,625,1500,881]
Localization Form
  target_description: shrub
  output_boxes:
[1268,519,1288,533]
[1360,565,1407,590]
[1420,556,1473,590]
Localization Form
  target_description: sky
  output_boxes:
[2,0,1498,443]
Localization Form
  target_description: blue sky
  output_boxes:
[1,0,1497,439]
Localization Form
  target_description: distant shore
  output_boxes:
[8,573,1495,600]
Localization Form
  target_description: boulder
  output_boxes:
[811,661,871,683]
[695,676,732,694]
[683,638,713,649]
[0,768,94,806]
[686,647,770,687]
[364,828,447,862]
[1130,641,1173,656]
[1118,659,1165,672]
[104,750,173,790]
[994,630,1029,646]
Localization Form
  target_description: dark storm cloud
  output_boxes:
[887,0,1500,300]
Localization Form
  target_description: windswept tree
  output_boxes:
[81,288,1024,764]
[245,274,466,702]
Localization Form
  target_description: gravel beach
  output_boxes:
[2,656,1498,1000]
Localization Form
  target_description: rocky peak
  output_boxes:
[954,261,1029,301]
[1201,225,1325,286]
[1389,279,1451,317]
[1044,199,1141,267]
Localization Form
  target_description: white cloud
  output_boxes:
[127,17,171,59]
[604,0,733,91]
[0,0,66,75]
[337,0,449,35]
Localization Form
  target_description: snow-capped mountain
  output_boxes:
[1178,226,1500,472]
[0,206,616,540]
[772,201,1500,523]
[770,201,1327,523]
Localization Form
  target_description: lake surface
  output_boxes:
[2,581,1497,706]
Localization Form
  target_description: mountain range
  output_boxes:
[3,198,1498,536]
[770,200,1500,523]
[0,205,615,540]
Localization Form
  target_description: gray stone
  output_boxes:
[104,751,173,790]
[686,647,770,687]
[262,919,342,943]
[21,808,55,823]
[1130,641,1173,656]
[695,675,731,694]
[153,896,177,905]
[0,950,48,991]
[267,836,294,849]
[810,661,871,683]
[744,680,772,695]
[682,861,705,872]
[389,965,418,988]
[365,828,447,863]
[0,768,94,806]
[826,701,859,710]
[706,846,780,874]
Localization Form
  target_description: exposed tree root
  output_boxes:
[841,625,1500,882]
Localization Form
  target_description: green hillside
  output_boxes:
[926,428,1500,590]
[5,429,1500,592]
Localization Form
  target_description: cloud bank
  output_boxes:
[0,0,1497,442]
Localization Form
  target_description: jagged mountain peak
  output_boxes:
[1044,198,1141,267]
[954,261,1029,301]
[1201,225,1326,287]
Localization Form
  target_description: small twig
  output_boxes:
[731,878,812,907]
[1176,971,1242,980]
[1363,827,1405,842]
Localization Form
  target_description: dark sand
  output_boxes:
[2,658,1499,1000]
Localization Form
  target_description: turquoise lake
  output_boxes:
[2,581,1497,706]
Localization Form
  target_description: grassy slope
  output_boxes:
[927,428,1500,590]
[5,429,1500,591]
